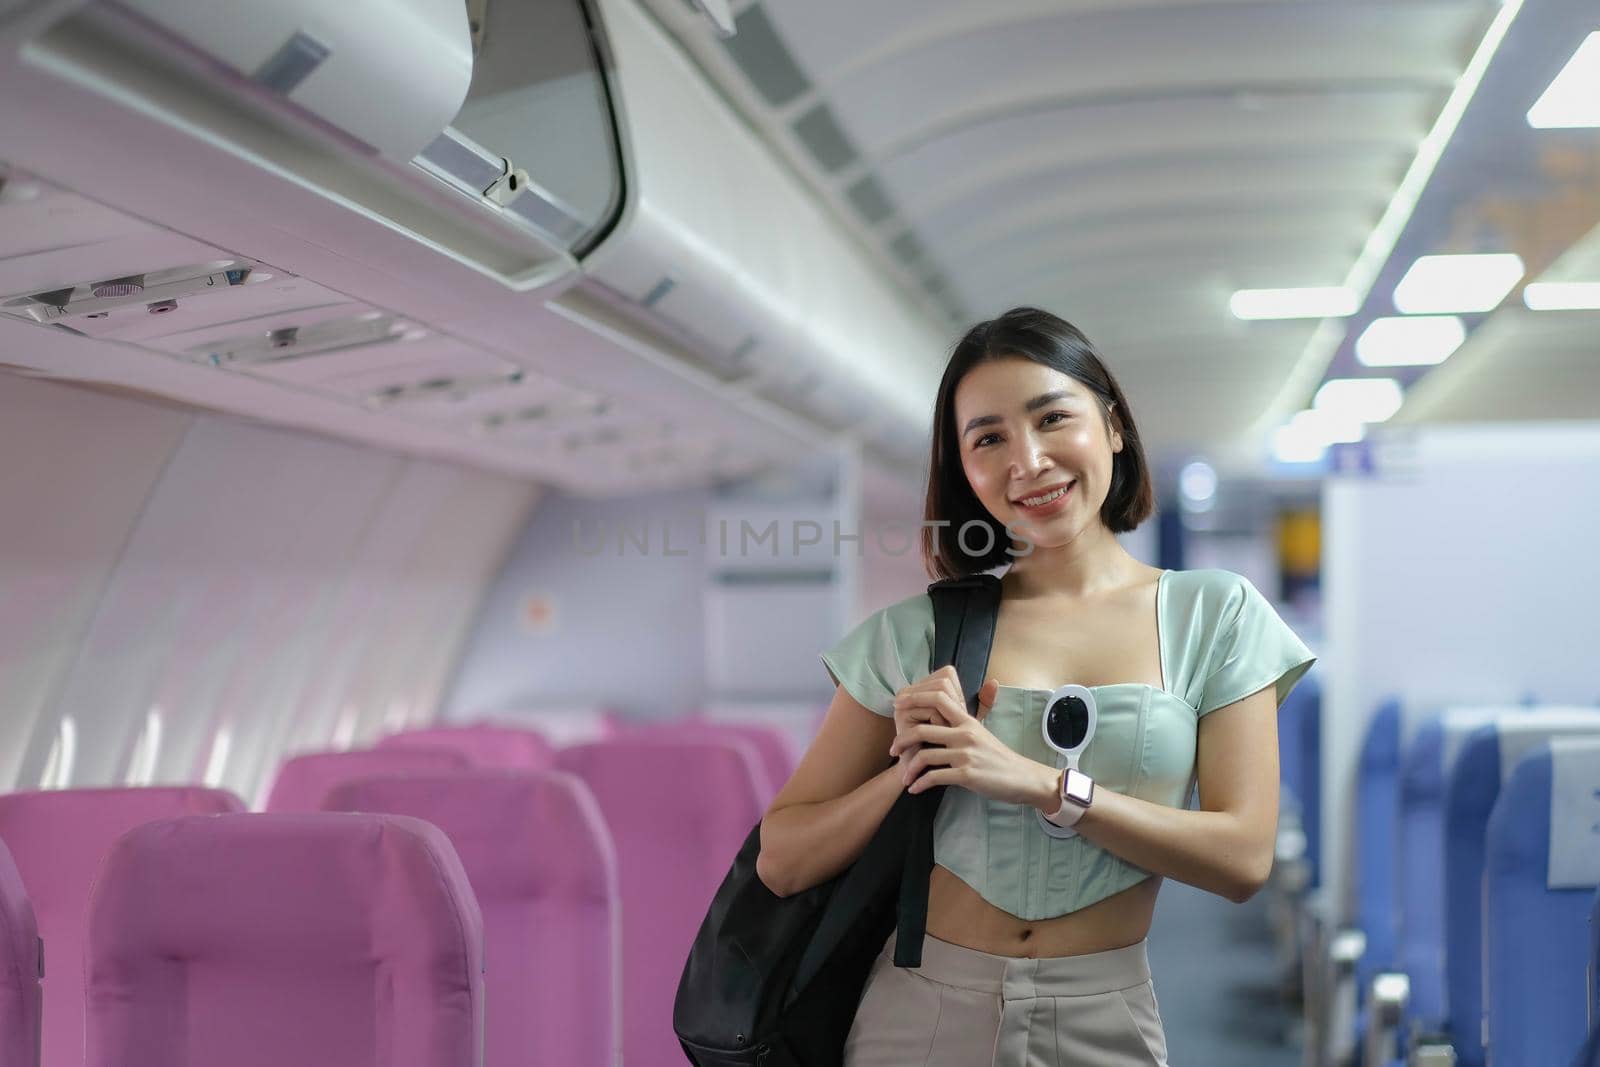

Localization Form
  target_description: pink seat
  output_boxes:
[0,787,244,1067]
[324,772,619,1067]
[606,717,795,803]
[556,741,765,1067]
[374,725,554,770]
[264,748,470,812]
[85,813,483,1067]
[0,837,41,1067]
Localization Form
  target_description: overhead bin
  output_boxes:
[7,0,611,289]
[578,0,948,469]
[108,0,474,163]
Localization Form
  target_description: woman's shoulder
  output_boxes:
[865,590,935,634]
[1164,566,1258,609]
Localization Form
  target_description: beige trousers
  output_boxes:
[843,932,1169,1066]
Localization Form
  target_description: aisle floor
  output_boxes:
[1146,877,1302,1066]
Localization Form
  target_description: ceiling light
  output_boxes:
[1392,253,1524,313]
[1355,316,1466,367]
[1179,461,1217,511]
[1527,32,1600,128]
[1523,281,1600,310]
[1313,378,1405,423]
[1271,408,1365,466]
[1230,287,1359,320]
[1290,408,1365,445]
[1271,424,1329,465]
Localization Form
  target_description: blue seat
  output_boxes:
[1279,673,1322,886]
[1395,707,1521,1032]
[1484,738,1600,1067]
[1355,698,1403,998]
[1577,889,1600,1067]
[1444,711,1600,1067]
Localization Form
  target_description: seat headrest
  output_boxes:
[265,748,470,811]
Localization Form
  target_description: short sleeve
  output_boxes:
[1198,576,1317,717]
[818,595,934,717]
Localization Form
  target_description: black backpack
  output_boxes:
[674,574,1002,1067]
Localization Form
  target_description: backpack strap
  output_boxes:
[893,572,1002,967]
[788,573,1003,990]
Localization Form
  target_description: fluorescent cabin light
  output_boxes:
[1313,378,1405,423]
[1272,425,1328,465]
[1392,253,1524,313]
[1355,316,1466,367]
[1272,409,1363,464]
[1290,408,1365,445]
[1272,408,1365,465]
[1524,281,1600,310]
[1528,32,1600,128]
[1230,287,1359,320]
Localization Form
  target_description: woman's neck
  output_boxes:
[1002,523,1141,600]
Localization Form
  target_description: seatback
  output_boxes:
[85,813,483,1067]
[1278,674,1322,886]
[263,747,469,811]
[324,772,620,1067]
[0,837,41,1067]
[556,740,765,1067]
[1356,698,1403,993]
[1444,710,1600,1067]
[1582,889,1600,1067]
[375,724,555,770]
[0,787,245,1067]
[1396,706,1518,1027]
[607,716,793,802]
[1484,739,1600,1067]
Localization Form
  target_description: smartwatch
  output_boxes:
[1037,768,1095,838]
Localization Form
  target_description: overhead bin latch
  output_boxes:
[483,158,532,208]
[688,0,736,37]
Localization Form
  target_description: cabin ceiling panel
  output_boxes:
[1397,308,1600,424]
[763,0,1478,89]
[877,90,1435,214]
[911,153,1402,257]
[769,2,1480,155]
[641,0,1509,469]
[941,204,1377,282]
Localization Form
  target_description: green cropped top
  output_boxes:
[819,568,1316,921]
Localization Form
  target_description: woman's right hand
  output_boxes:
[889,665,969,777]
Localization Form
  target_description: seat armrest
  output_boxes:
[1364,971,1409,1067]
[1408,1043,1455,1066]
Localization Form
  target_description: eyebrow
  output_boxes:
[961,391,1075,436]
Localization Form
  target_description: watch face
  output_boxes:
[1064,769,1094,806]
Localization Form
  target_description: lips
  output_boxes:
[1012,481,1075,507]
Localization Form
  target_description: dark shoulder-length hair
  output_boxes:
[922,306,1154,579]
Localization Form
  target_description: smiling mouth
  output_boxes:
[1013,481,1074,508]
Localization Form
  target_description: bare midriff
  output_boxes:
[924,864,1162,958]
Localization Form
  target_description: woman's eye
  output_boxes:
[974,433,999,448]
[1042,411,1070,426]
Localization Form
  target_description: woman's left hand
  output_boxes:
[889,677,1054,807]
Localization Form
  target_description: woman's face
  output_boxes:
[952,357,1123,550]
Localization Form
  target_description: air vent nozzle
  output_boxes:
[93,275,146,298]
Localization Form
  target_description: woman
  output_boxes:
[755,307,1315,1066]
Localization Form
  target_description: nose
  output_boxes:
[1008,430,1051,479]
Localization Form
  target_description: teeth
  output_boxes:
[1021,485,1069,507]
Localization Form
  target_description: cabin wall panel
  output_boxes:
[0,374,536,799]
[444,489,715,721]
[0,375,193,789]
